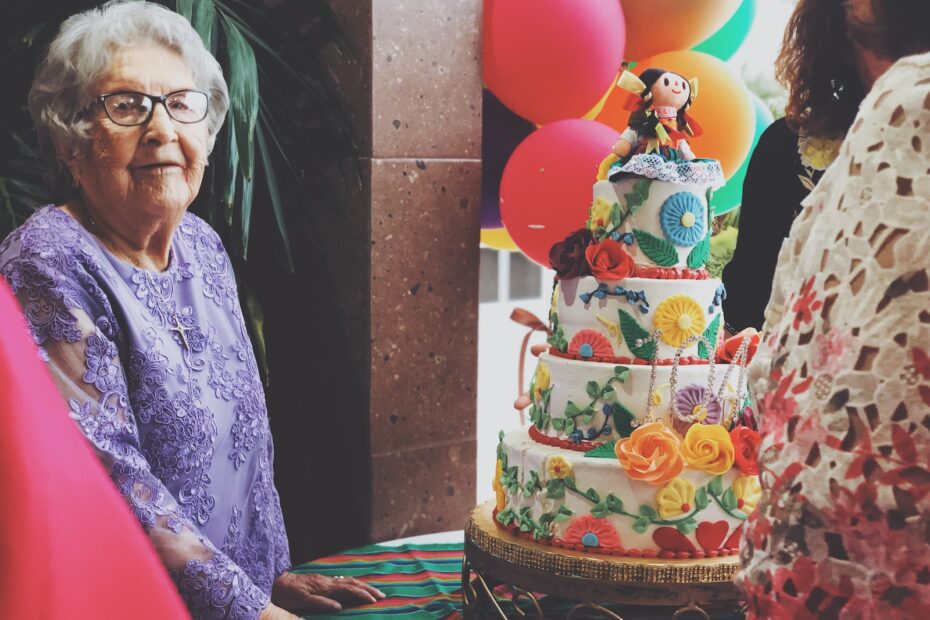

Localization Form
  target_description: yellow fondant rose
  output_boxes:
[494,459,507,512]
[615,422,684,485]
[733,476,762,513]
[589,197,613,231]
[681,424,735,475]
[533,362,551,401]
[546,455,573,479]
[653,295,706,348]
[656,478,695,518]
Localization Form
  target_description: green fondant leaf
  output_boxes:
[539,512,556,527]
[584,488,602,504]
[708,475,724,497]
[583,441,617,459]
[677,518,698,535]
[602,385,615,398]
[618,309,657,361]
[556,504,575,522]
[606,493,624,514]
[586,380,600,399]
[546,479,565,499]
[698,314,722,359]
[582,407,596,425]
[639,504,658,520]
[554,512,572,523]
[694,486,710,511]
[611,402,636,438]
[591,501,611,518]
[687,229,711,269]
[519,521,532,532]
[552,417,565,432]
[547,324,568,351]
[633,516,651,534]
[614,365,630,382]
[623,179,652,219]
[565,401,581,418]
[496,509,515,526]
[563,476,578,491]
[610,202,623,227]
[722,488,739,511]
[564,418,576,435]
[633,229,679,267]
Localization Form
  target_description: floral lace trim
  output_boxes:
[174,554,270,620]
[608,154,725,189]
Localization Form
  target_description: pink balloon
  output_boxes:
[501,120,619,266]
[484,0,625,125]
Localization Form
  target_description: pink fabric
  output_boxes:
[0,279,189,619]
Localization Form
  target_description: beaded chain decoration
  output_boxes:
[634,331,755,429]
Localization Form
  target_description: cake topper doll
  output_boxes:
[597,68,706,182]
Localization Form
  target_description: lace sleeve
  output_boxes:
[5,257,269,620]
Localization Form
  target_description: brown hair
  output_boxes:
[777,0,930,139]
[776,0,865,138]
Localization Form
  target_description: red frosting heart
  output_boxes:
[696,521,729,552]
[652,527,696,553]
[724,524,744,549]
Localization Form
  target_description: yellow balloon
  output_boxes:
[481,227,520,251]
[620,0,741,61]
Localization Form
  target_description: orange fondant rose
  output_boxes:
[614,422,684,485]
[682,424,735,475]
[730,426,761,475]
[584,239,635,280]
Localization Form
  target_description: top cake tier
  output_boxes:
[590,176,714,273]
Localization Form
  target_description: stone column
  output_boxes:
[269,0,481,560]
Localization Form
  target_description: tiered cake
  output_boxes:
[492,162,760,560]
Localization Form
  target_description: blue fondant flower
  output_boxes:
[660,192,706,247]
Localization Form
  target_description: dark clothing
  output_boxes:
[721,118,823,330]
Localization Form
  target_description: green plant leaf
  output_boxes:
[175,0,194,21]
[583,441,617,459]
[220,13,259,184]
[239,175,254,256]
[639,505,658,520]
[633,229,679,267]
[611,402,635,438]
[218,116,239,221]
[698,314,722,359]
[687,228,711,269]
[256,123,294,270]
[178,0,217,52]
[618,309,656,360]
[708,475,724,497]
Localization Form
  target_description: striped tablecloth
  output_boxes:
[292,543,465,619]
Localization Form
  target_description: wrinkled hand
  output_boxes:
[258,602,301,620]
[272,571,386,614]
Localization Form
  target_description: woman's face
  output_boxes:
[64,43,209,222]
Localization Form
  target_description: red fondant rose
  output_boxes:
[549,228,594,279]
[730,426,761,476]
[584,239,635,280]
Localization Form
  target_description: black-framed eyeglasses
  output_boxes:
[96,89,209,126]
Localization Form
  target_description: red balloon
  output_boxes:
[501,120,619,266]
[483,0,625,125]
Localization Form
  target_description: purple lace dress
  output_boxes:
[0,206,290,619]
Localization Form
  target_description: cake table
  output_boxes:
[462,503,744,619]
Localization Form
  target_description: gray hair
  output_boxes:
[29,0,229,196]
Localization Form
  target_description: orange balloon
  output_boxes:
[620,0,740,61]
[593,50,755,179]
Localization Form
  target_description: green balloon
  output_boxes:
[711,93,773,216]
[693,0,757,61]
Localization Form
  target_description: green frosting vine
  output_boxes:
[549,366,630,439]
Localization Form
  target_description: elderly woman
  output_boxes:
[737,0,930,617]
[0,2,382,618]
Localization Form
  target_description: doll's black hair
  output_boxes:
[629,67,693,136]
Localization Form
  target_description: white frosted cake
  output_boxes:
[493,158,761,560]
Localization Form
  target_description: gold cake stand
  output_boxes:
[462,503,744,619]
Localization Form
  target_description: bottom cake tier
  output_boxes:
[493,426,758,560]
